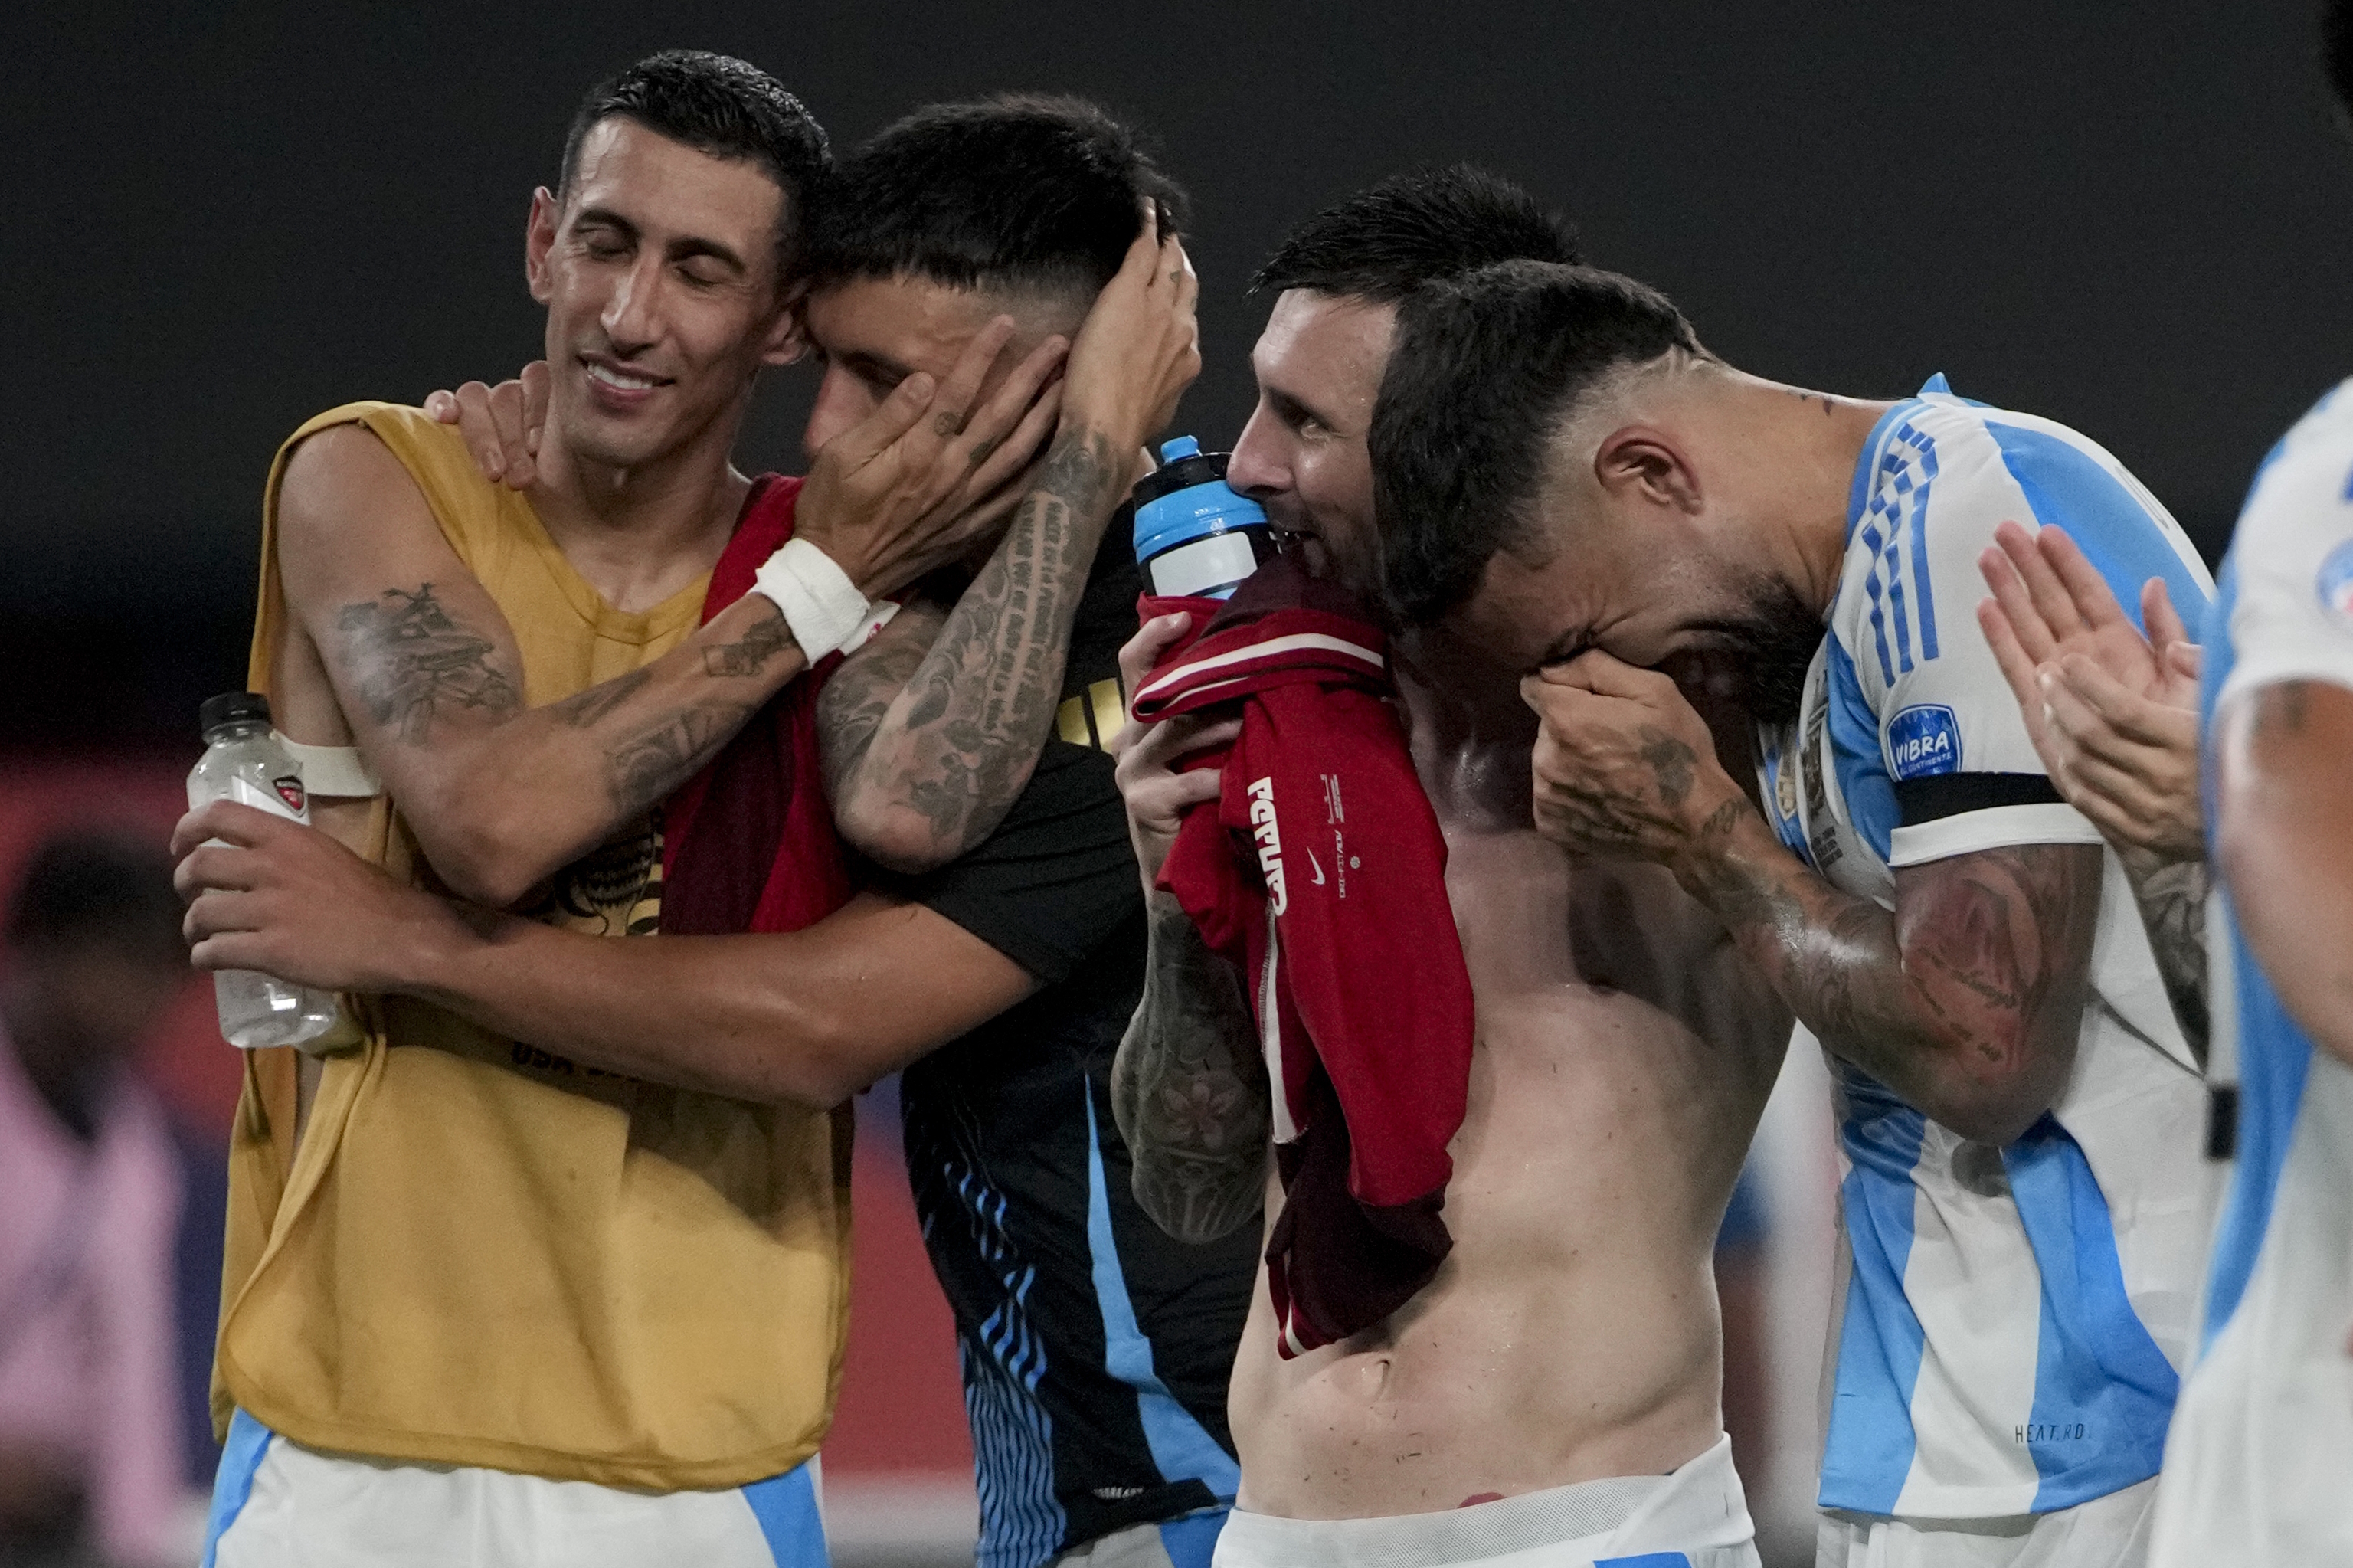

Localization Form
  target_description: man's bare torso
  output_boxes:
[1226,650,1788,1519]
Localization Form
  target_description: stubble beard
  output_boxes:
[1690,572,1824,723]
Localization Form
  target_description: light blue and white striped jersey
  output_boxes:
[1753,376,2214,1520]
[2150,381,2353,1566]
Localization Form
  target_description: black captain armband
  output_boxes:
[1892,772,2066,824]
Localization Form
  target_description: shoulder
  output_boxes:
[2235,379,2353,556]
[1844,395,2024,568]
[277,403,488,518]
[273,404,509,571]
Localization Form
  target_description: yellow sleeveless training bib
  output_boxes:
[215,403,853,1488]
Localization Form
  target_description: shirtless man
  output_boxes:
[1109,167,1792,1568]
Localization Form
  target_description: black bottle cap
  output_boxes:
[1130,448,1234,511]
[200,691,273,737]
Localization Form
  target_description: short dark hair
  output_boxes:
[1252,164,1582,303]
[803,93,1186,297]
[559,51,831,267]
[5,828,185,967]
[1371,260,1707,625]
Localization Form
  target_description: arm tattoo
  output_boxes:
[549,604,797,750]
[702,601,799,679]
[1682,809,2101,1131]
[2122,852,2210,1065]
[1638,729,1697,807]
[604,702,754,819]
[336,584,519,743]
[551,666,653,729]
[1111,892,1271,1243]
[817,612,937,807]
[843,426,1126,869]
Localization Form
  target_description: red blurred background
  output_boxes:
[0,751,980,1557]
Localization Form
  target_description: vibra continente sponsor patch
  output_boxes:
[1888,703,1962,781]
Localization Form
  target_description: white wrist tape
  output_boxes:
[751,538,876,660]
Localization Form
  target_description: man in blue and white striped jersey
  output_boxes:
[1368,261,2214,1566]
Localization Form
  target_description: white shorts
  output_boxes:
[201,1410,828,1568]
[1816,1476,2155,1568]
[1210,1432,1758,1568]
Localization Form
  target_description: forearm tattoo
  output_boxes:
[602,702,756,820]
[846,426,1126,868]
[702,601,800,679]
[817,612,935,807]
[2126,853,2210,1065]
[1111,892,1271,1244]
[338,578,799,820]
[335,584,519,744]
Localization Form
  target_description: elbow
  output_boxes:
[834,797,959,877]
[1933,1093,2045,1149]
[399,781,569,909]
[777,1010,886,1112]
[1127,1159,1265,1246]
[418,827,542,910]
[792,1059,871,1114]
[411,790,606,910]
[1130,1175,1211,1245]
[1924,1038,2060,1147]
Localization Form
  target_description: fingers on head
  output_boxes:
[944,317,1017,403]
[975,382,1065,491]
[832,371,938,466]
[967,336,1068,444]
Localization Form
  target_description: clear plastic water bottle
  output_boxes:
[187,692,341,1049]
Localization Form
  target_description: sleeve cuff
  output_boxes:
[1887,802,2104,867]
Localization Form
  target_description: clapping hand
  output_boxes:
[1977,521,2203,862]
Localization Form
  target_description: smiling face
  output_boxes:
[799,273,1082,460]
[526,116,801,474]
[1226,290,1396,594]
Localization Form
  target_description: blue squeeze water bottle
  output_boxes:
[1131,437,1277,599]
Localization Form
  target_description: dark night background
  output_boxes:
[8,0,2351,752]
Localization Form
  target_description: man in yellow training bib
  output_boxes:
[189,51,1070,1568]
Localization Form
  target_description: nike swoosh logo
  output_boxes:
[1304,848,1327,886]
